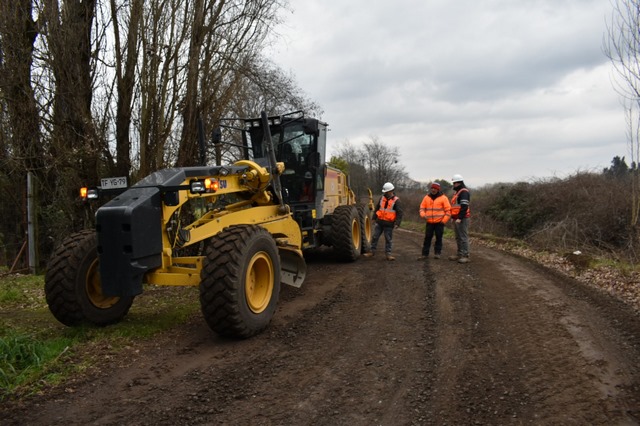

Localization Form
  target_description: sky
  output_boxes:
[266,0,627,187]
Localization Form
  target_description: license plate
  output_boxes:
[101,176,128,189]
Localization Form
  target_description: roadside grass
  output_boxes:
[0,274,200,400]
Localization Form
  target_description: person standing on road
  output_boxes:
[418,182,451,260]
[364,182,403,261]
[449,174,471,263]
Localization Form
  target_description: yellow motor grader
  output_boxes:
[45,111,373,338]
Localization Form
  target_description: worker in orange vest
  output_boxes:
[418,182,451,260]
[364,182,403,261]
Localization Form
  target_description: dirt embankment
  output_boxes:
[3,229,640,425]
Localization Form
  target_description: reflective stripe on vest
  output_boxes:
[376,196,398,222]
[451,188,470,218]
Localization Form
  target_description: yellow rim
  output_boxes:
[364,215,372,242]
[245,251,274,313]
[351,218,361,250]
[86,259,120,309]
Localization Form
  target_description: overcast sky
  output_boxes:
[267,0,626,187]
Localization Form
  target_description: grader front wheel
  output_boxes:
[199,225,281,338]
[332,205,361,261]
[44,230,134,326]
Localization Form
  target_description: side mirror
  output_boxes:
[302,118,319,136]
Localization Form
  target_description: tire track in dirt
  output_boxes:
[427,242,640,424]
[2,231,640,425]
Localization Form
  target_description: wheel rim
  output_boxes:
[245,251,274,314]
[86,259,120,309]
[364,215,372,242]
[351,218,361,250]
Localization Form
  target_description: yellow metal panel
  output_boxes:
[147,212,302,287]
[145,256,203,286]
[186,206,302,248]
[145,271,201,286]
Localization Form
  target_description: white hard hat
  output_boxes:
[451,174,464,183]
[304,171,313,179]
[382,182,395,193]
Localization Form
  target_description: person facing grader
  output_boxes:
[363,182,403,261]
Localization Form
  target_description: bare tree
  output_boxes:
[0,0,42,267]
[0,1,41,173]
[231,57,323,119]
[604,0,640,231]
[0,0,315,268]
[332,136,408,196]
[176,0,286,167]
[110,0,143,178]
[136,0,188,176]
[332,140,369,196]
[362,135,406,192]
[42,0,101,184]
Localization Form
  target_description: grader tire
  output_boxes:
[357,204,373,254]
[199,225,281,339]
[44,230,134,326]
[332,205,361,262]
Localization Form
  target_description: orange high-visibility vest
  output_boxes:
[420,194,451,224]
[451,188,470,218]
[376,196,398,222]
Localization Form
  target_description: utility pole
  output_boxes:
[27,172,36,274]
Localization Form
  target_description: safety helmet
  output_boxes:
[451,174,464,183]
[382,182,395,193]
[304,171,313,179]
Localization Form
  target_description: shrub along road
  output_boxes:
[2,229,640,425]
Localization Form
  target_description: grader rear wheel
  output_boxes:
[199,225,281,338]
[357,204,373,254]
[44,230,134,326]
[332,205,361,261]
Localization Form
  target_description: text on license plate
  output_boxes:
[101,177,128,189]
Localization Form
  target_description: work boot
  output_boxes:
[458,257,470,264]
[363,252,374,258]
[386,255,396,261]
[448,255,459,261]
[433,254,441,259]
[417,255,428,261]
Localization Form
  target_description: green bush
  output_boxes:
[473,172,635,260]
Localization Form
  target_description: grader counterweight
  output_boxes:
[45,111,373,338]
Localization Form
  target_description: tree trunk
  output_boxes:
[0,1,42,172]
[111,0,143,178]
[43,0,99,184]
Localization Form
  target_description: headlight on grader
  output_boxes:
[190,178,218,194]
[80,187,99,200]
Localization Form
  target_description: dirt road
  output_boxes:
[3,229,640,425]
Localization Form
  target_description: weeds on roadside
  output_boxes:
[0,274,200,400]
[0,331,76,398]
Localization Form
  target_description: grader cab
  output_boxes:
[45,111,373,338]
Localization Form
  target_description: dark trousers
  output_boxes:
[371,222,394,255]
[422,222,444,255]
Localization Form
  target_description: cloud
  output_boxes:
[269,0,627,186]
